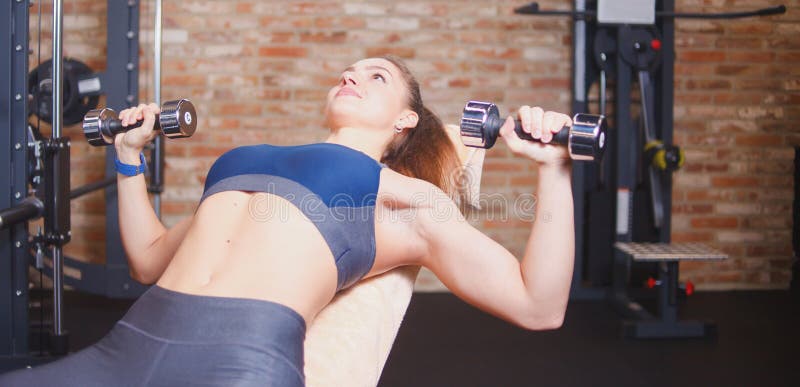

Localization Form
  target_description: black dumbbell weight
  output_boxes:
[459,100,607,162]
[83,99,197,146]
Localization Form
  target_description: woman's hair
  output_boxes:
[379,55,464,204]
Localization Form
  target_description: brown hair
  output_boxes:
[379,55,464,203]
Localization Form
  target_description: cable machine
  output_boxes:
[1,0,165,367]
[516,0,785,338]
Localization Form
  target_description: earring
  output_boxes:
[394,125,404,133]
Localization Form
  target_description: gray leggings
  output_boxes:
[0,285,306,386]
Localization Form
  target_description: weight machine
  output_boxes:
[517,1,785,338]
[1,0,166,367]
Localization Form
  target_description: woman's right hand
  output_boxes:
[114,103,160,162]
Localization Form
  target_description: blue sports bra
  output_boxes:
[200,143,384,290]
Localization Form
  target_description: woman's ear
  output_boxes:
[396,110,419,130]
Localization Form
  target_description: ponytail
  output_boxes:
[381,106,462,198]
[378,56,465,204]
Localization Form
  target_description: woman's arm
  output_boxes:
[115,103,194,284]
[417,106,574,330]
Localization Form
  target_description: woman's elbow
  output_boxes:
[129,265,157,285]
[518,312,565,331]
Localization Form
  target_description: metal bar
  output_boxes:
[69,176,117,200]
[658,0,676,243]
[152,0,164,218]
[104,0,140,297]
[0,198,44,229]
[638,71,664,229]
[599,70,606,117]
[514,3,785,20]
[615,27,635,242]
[154,0,162,106]
[568,0,594,299]
[51,247,64,334]
[50,0,66,341]
[52,1,63,139]
[661,5,786,19]
[1,0,31,358]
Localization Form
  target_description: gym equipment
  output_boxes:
[28,58,101,126]
[614,242,725,338]
[2,0,157,367]
[517,1,783,338]
[459,100,607,162]
[83,99,197,146]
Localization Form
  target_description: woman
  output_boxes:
[0,55,574,386]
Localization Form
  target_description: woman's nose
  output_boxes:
[342,72,357,85]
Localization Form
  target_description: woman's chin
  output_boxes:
[324,109,363,129]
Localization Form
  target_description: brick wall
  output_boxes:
[29,0,797,290]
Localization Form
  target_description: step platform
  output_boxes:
[611,242,727,339]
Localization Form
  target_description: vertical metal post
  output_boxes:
[657,0,675,243]
[104,0,141,297]
[0,0,31,358]
[615,28,636,244]
[151,0,164,218]
[154,0,162,107]
[51,0,65,339]
[569,0,589,298]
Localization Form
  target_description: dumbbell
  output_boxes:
[83,99,197,146]
[459,100,607,162]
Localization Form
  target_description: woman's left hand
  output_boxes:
[499,106,571,167]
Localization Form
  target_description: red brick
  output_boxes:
[711,176,759,188]
[691,216,739,229]
[680,50,726,62]
[727,51,775,63]
[258,46,308,58]
[672,231,714,243]
[162,74,206,86]
[734,134,782,147]
[365,46,415,58]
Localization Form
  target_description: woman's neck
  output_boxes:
[324,126,392,162]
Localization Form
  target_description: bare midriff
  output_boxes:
[156,191,339,324]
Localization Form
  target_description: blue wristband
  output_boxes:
[115,152,147,176]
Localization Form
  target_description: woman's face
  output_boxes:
[324,58,414,132]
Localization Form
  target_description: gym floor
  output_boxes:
[54,290,797,386]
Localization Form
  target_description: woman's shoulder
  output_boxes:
[378,168,452,208]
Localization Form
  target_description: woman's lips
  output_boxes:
[336,87,361,98]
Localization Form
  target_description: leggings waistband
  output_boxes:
[121,286,306,350]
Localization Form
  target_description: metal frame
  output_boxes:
[61,0,148,299]
[1,0,32,360]
[519,1,783,337]
[1,0,157,365]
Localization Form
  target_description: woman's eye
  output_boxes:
[372,73,386,82]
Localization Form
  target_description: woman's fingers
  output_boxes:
[518,106,532,135]
[530,106,544,140]
[541,111,570,143]
[140,114,155,137]
[499,115,527,154]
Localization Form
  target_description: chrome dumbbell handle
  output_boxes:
[83,99,197,146]
[460,100,607,162]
